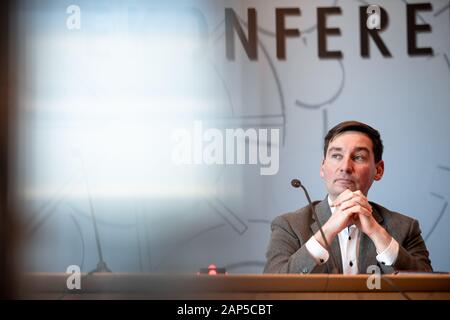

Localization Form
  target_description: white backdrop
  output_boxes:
[16,0,450,273]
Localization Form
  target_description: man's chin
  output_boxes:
[333,185,357,195]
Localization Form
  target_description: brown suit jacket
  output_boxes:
[264,198,433,274]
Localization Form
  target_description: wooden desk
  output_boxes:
[22,273,450,300]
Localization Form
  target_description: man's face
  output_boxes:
[320,131,384,201]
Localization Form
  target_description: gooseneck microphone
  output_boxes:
[291,179,339,274]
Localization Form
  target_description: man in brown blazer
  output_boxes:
[264,121,432,274]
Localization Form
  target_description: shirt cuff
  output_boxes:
[305,235,329,265]
[376,237,399,266]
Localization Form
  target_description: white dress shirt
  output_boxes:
[305,195,400,274]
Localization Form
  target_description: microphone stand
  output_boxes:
[291,179,339,274]
[87,187,111,274]
[78,154,111,274]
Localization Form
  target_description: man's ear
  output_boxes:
[320,158,325,178]
[374,160,384,181]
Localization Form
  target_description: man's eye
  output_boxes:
[354,155,366,161]
[331,154,342,159]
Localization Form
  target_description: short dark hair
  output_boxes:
[323,121,384,163]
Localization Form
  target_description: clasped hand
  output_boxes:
[326,189,380,237]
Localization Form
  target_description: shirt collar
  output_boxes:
[327,195,335,214]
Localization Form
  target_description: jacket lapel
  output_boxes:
[358,203,384,274]
[310,198,343,274]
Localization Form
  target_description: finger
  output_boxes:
[338,197,372,213]
[341,204,372,218]
[357,206,372,217]
[353,190,365,197]
[355,196,372,213]
[339,196,372,212]
[335,189,358,206]
[331,189,354,207]
[340,205,360,219]
[352,191,370,207]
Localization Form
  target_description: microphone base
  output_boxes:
[89,261,112,274]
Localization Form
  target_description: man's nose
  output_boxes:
[339,157,354,173]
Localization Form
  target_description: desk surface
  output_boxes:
[22,273,450,300]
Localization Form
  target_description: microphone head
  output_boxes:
[291,179,301,188]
